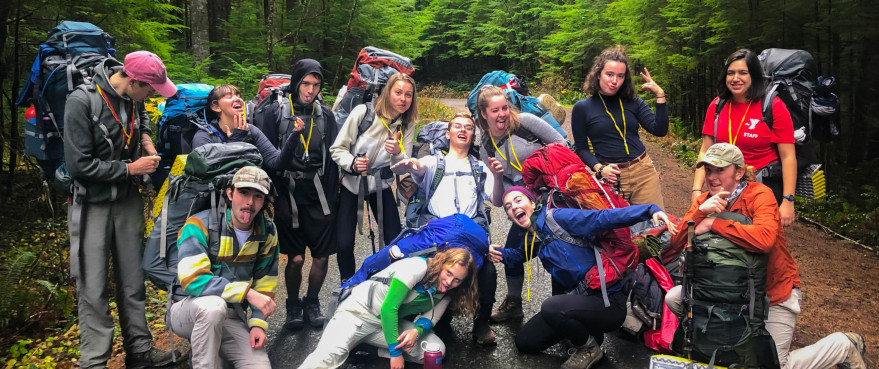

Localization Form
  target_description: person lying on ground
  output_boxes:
[298,248,479,369]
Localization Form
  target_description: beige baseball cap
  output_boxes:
[231,166,271,195]
[696,143,745,168]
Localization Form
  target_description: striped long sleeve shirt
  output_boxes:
[176,208,279,330]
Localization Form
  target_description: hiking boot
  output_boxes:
[472,319,497,346]
[285,297,305,330]
[489,296,523,322]
[124,346,178,369]
[839,332,867,369]
[303,296,326,328]
[561,342,604,369]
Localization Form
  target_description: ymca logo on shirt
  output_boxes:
[743,119,761,138]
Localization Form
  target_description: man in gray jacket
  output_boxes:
[64,51,177,368]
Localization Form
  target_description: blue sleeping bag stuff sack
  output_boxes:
[341,214,489,289]
[466,70,566,138]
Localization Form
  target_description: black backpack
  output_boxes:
[142,142,264,290]
[713,49,832,199]
[673,212,779,368]
[15,21,115,184]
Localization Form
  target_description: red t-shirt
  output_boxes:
[702,96,795,171]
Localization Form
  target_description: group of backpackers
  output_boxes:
[15,19,864,369]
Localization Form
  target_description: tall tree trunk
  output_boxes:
[1,0,17,197]
[265,0,275,70]
[288,0,311,64]
[332,0,359,89]
[207,0,231,53]
[190,0,210,69]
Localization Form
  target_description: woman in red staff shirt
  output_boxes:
[691,49,797,226]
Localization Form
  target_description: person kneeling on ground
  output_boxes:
[665,143,867,369]
[298,248,479,369]
[168,166,279,368]
[489,186,674,369]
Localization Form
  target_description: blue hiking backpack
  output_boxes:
[342,214,489,289]
[15,21,116,182]
[467,71,566,138]
[153,83,215,185]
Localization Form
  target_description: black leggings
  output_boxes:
[336,186,402,281]
[515,291,627,354]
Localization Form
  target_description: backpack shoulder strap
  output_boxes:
[77,84,115,159]
[762,85,779,131]
[359,102,376,136]
[713,98,726,140]
[424,154,446,210]
[543,209,588,247]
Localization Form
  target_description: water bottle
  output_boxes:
[421,341,443,369]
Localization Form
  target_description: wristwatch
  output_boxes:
[782,195,795,202]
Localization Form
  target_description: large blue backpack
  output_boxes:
[153,83,215,185]
[16,21,116,181]
[341,214,489,289]
[466,71,566,138]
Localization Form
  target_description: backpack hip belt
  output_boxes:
[282,169,331,228]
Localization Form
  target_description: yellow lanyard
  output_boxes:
[380,116,406,154]
[489,131,523,172]
[291,97,316,154]
[598,95,629,155]
[727,101,752,146]
[524,231,536,301]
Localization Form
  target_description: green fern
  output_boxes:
[0,250,37,329]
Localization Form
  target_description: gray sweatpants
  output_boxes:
[666,286,852,369]
[167,296,271,369]
[71,192,152,367]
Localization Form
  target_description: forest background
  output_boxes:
[0,0,878,366]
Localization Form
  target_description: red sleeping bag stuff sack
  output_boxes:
[522,143,639,290]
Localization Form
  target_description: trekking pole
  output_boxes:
[683,220,696,361]
[367,203,377,254]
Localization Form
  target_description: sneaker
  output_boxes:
[303,296,326,328]
[124,346,178,369]
[472,319,497,346]
[489,296,523,322]
[285,297,305,330]
[839,332,867,369]
[561,343,604,369]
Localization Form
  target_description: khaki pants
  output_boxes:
[617,154,665,208]
[665,287,851,369]
[168,296,271,369]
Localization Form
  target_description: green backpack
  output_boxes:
[673,212,779,369]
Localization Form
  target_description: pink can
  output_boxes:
[421,341,443,369]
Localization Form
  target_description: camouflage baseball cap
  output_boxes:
[231,166,270,195]
[696,143,745,168]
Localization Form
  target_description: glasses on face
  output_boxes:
[450,113,475,132]
[451,123,475,132]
